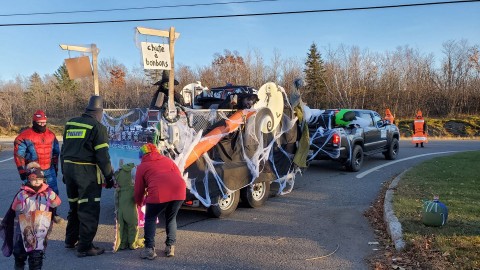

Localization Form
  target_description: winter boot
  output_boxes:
[76,245,105,257]
[14,254,27,270]
[28,251,43,270]
[165,245,175,257]
[140,247,157,260]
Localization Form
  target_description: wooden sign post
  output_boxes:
[59,44,100,96]
[136,26,180,120]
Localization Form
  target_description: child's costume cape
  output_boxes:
[0,205,16,257]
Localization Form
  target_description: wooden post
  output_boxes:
[168,27,176,119]
[91,44,100,96]
[59,43,100,96]
[136,26,181,120]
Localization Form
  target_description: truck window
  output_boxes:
[372,112,382,127]
[359,112,374,127]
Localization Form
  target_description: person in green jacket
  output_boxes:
[113,162,144,252]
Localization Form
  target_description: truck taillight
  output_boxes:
[332,133,340,146]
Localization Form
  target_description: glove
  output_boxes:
[105,175,115,189]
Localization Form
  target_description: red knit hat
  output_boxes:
[32,110,47,122]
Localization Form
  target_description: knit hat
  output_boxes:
[26,162,44,181]
[32,110,47,122]
[139,143,159,159]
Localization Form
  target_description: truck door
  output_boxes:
[371,111,388,150]
[359,111,385,151]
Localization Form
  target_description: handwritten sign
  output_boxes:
[140,42,171,70]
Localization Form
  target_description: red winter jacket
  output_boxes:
[14,128,59,179]
[134,151,186,205]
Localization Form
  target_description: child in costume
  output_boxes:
[11,162,61,270]
[113,162,144,252]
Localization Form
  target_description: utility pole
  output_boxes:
[59,44,100,96]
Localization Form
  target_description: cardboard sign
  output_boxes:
[141,42,171,70]
[65,56,93,79]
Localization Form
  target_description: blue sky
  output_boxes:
[0,0,479,81]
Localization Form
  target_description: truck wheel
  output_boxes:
[384,138,399,160]
[240,181,271,208]
[207,190,240,218]
[346,145,363,172]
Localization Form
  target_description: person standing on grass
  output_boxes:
[13,110,63,224]
[134,143,186,259]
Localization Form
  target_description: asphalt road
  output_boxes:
[1,139,479,270]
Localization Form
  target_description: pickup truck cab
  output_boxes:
[307,109,400,172]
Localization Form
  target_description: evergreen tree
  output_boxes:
[27,72,45,111]
[304,43,326,108]
[54,63,77,93]
[54,63,79,118]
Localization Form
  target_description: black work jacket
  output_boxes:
[60,113,113,178]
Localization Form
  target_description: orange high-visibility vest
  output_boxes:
[412,110,427,144]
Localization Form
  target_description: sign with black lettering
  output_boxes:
[141,42,171,70]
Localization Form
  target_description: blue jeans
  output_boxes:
[43,167,58,195]
[144,200,183,248]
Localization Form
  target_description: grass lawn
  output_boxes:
[393,151,480,269]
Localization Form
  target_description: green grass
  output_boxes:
[393,151,480,269]
[396,115,480,138]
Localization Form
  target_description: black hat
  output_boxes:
[154,70,179,86]
[86,95,103,111]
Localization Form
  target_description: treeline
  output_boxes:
[0,39,479,128]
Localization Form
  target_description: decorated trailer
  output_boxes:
[103,82,305,217]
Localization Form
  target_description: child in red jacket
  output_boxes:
[134,143,186,260]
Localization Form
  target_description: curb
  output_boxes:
[383,169,410,251]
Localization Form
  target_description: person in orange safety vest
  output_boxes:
[412,110,428,147]
[384,109,395,124]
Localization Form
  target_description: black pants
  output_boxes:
[63,163,102,252]
[144,201,183,248]
[13,229,43,270]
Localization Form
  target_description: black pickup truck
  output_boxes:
[307,109,400,172]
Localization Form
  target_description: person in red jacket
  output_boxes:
[134,143,186,260]
[14,110,63,223]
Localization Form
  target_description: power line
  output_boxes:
[0,0,278,17]
[0,0,478,27]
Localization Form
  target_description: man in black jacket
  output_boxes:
[61,95,115,257]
